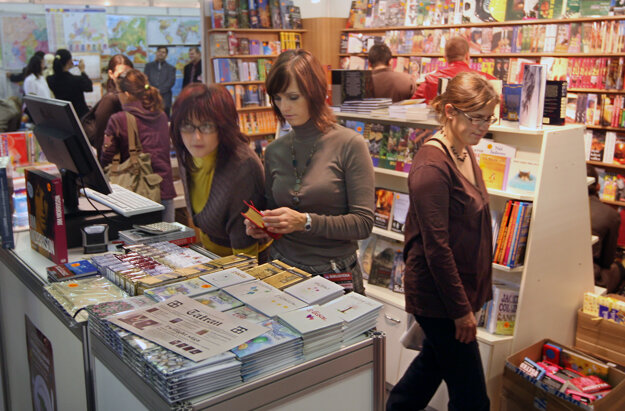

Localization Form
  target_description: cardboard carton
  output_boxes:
[576,309,625,368]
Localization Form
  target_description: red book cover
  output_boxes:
[25,168,67,264]
[1,132,29,166]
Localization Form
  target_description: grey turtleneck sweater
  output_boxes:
[264,120,375,266]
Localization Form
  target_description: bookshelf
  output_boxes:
[200,1,306,140]
[338,112,594,409]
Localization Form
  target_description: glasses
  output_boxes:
[454,107,498,126]
[180,123,217,135]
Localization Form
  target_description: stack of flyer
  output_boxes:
[118,222,197,246]
[223,280,307,317]
[231,319,303,381]
[284,276,345,305]
[200,267,256,288]
[323,292,383,342]
[277,305,344,359]
[340,98,392,113]
[144,277,218,301]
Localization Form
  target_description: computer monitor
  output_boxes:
[23,95,111,212]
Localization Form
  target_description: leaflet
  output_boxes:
[108,294,268,361]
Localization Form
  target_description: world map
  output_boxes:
[147,17,200,46]
[1,15,49,70]
[62,11,108,53]
[107,15,148,64]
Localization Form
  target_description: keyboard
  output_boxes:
[82,184,165,217]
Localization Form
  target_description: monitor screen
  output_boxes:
[23,96,111,209]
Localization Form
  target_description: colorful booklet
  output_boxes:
[200,267,256,288]
[144,278,217,302]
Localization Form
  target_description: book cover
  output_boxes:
[230,319,300,358]
[226,305,270,324]
[502,83,523,121]
[404,0,419,26]
[277,305,343,335]
[0,157,14,249]
[507,158,539,195]
[374,188,395,230]
[257,0,271,28]
[390,250,405,293]
[193,290,244,311]
[200,267,256,288]
[358,235,376,281]
[493,201,514,263]
[385,0,405,26]
[144,278,216,301]
[25,169,67,265]
[390,192,409,233]
[249,39,261,55]
[589,132,606,162]
[2,132,29,166]
[289,5,302,29]
[586,93,600,126]
[542,80,567,126]
[511,202,533,267]
[269,0,282,29]
[519,64,547,130]
[613,134,625,165]
[263,270,306,290]
[248,0,259,28]
[485,284,519,335]
[368,238,401,288]
[46,259,99,282]
[284,276,344,305]
[554,23,571,52]
[238,0,250,28]
[246,289,307,317]
[603,131,617,164]
[225,0,239,28]
[210,33,229,57]
[479,153,511,191]
[211,0,225,28]
[238,38,250,55]
[323,292,383,322]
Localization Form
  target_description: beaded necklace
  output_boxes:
[442,128,468,162]
[290,134,318,207]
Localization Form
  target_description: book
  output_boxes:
[210,33,229,56]
[389,250,405,293]
[502,84,523,121]
[25,168,67,265]
[485,283,519,335]
[507,158,539,195]
[46,259,99,282]
[519,64,547,130]
[368,238,401,288]
[211,0,225,28]
[263,270,306,290]
[257,0,271,28]
[390,192,409,233]
[358,235,376,281]
[0,157,14,249]
[479,153,510,191]
[200,267,256,288]
[510,202,533,267]
[374,188,395,230]
[284,276,345,305]
[269,0,282,28]
[542,80,567,126]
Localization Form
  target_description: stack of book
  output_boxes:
[340,98,392,114]
[231,319,303,381]
[200,267,256,288]
[388,102,436,121]
[284,276,344,305]
[118,222,196,246]
[224,280,307,317]
[493,200,533,268]
[278,305,344,359]
[323,292,383,342]
[143,277,218,301]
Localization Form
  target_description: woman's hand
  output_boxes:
[453,312,477,344]
[78,59,86,73]
[262,207,307,235]
[244,218,270,240]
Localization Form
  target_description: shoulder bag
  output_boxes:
[104,112,162,202]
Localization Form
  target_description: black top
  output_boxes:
[182,61,202,87]
[46,71,93,118]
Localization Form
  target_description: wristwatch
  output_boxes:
[304,213,312,232]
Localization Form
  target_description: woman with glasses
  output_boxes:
[387,71,499,411]
[244,49,374,294]
[100,69,176,221]
[170,83,266,256]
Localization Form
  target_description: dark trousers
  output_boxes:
[386,315,490,411]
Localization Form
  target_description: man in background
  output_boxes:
[368,44,415,102]
[588,164,625,293]
[183,46,202,87]
[413,36,496,103]
[144,46,176,116]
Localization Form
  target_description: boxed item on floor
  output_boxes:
[576,309,625,368]
[501,339,625,411]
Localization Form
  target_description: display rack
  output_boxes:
[338,112,594,409]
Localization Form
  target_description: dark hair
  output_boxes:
[26,55,43,78]
[265,49,335,132]
[170,83,249,177]
[53,49,72,75]
[445,36,470,62]
[189,46,200,54]
[34,51,45,60]
[106,54,133,92]
[156,46,168,54]
[430,71,499,126]
[587,163,599,196]
[117,69,163,112]
[368,44,392,67]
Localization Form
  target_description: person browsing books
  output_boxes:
[368,43,416,102]
[46,49,93,118]
[387,72,499,411]
[82,54,134,158]
[170,83,266,257]
[244,49,375,295]
[100,69,176,222]
[412,36,496,104]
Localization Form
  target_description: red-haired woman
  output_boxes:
[101,68,176,222]
[170,83,266,257]
[244,49,374,294]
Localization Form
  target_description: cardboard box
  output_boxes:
[576,309,625,368]
[501,339,625,411]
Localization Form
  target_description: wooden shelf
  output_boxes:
[211,55,276,59]
[340,52,625,58]
[486,188,534,202]
[217,80,265,85]
[599,198,625,207]
[569,88,625,94]
[341,15,625,32]
[244,131,275,139]
[237,106,273,112]
[208,28,307,33]
[586,125,625,131]
[587,160,625,170]
[492,263,524,273]
[372,226,404,242]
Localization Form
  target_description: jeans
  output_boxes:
[269,249,365,295]
[386,315,489,411]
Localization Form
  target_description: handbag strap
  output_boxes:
[109,112,142,172]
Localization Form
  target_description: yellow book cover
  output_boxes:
[479,153,510,191]
[263,271,304,290]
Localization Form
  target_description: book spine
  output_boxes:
[507,202,527,267]
[0,164,14,249]
[513,204,533,267]
[501,201,520,266]
[52,177,67,264]
[493,200,513,264]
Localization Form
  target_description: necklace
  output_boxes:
[442,128,468,162]
[290,135,318,207]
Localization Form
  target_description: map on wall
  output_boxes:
[146,17,200,46]
[1,15,49,70]
[107,15,147,64]
[46,8,108,54]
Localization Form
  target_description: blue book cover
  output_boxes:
[502,83,523,121]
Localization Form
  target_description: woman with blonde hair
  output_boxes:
[387,71,499,410]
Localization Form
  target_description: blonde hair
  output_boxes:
[430,71,499,126]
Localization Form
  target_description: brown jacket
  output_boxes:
[371,67,416,102]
